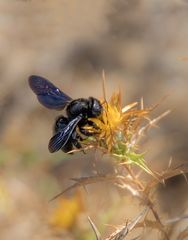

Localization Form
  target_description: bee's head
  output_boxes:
[88,97,103,117]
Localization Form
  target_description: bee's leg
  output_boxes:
[79,128,94,137]
[79,119,100,137]
[54,115,69,133]
[61,140,74,154]
[72,131,82,149]
[73,139,83,150]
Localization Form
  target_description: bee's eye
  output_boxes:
[92,100,102,116]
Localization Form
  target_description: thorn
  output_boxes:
[88,216,102,240]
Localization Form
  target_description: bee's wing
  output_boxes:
[48,115,82,153]
[28,75,72,110]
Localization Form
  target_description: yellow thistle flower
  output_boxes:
[49,191,84,230]
[90,91,149,151]
[84,91,155,175]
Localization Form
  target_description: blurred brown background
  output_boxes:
[0,0,188,239]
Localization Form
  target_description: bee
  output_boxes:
[29,75,102,153]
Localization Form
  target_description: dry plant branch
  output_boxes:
[88,216,102,240]
[144,163,188,194]
[104,207,148,240]
[49,174,119,201]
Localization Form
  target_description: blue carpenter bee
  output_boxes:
[29,75,102,153]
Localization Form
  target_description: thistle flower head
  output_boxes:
[92,91,149,151]
[83,90,155,175]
